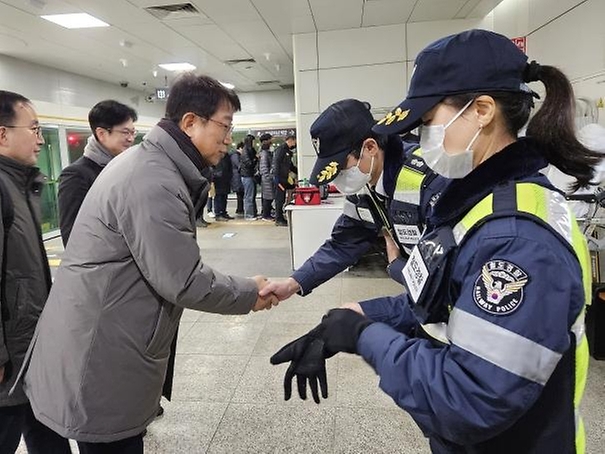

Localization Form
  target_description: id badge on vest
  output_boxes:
[401,226,457,323]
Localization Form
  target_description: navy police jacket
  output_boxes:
[292,136,448,294]
[358,139,589,453]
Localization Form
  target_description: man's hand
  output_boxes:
[258,277,301,302]
[384,228,401,263]
[270,326,329,403]
[252,275,279,311]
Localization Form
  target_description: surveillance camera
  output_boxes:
[145,95,155,103]
[142,81,147,87]
[119,81,129,88]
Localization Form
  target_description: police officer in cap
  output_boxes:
[271,29,598,453]
[260,98,445,301]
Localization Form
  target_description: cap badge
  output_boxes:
[317,161,338,183]
[376,107,410,126]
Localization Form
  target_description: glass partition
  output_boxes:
[38,127,62,233]
[65,128,90,163]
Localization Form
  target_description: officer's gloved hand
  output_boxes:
[319,308,373,354]
[270,325,330,403]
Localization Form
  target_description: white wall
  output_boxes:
[0,53,295,130]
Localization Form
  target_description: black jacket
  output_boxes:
[0,155,51,406]
[58,156,103,246]
[272,142,297,188]
[239,145,258,177]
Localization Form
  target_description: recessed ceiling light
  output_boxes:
[158,63,196,71]
[220,81,235,89]
[41,13,110,29]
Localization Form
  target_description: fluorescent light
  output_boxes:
[158,63,196,72]
[220,81,235,89]
[41,13,109,29]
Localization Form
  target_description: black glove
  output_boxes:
[270,326,329,403]
[319,308,373,355]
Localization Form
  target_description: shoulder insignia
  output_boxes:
[473,260,529,315]
[317,161,338,183]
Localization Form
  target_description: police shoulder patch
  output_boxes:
[473,260,529,315]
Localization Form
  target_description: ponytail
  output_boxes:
[525,63,601,191]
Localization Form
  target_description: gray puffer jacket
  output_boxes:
[22,126,258,442]
[0,155,50,407]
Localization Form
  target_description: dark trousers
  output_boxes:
[235,189,244,214]
[0,403,72,454]
[274,185,287,222]
[77,433,144,454]
[261,198,273,219]
[214,193,228,216]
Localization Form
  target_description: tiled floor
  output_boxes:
[17,211,605,453]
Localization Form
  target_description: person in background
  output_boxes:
[230,141,245,217]
[58,100,137,246]
[272,134,297,226]
[213,150,234,221]
[259,132,274,220]
[0,90,71,453]
[271,29,599,453]
[240,134,259,220]
[21,73,278,453]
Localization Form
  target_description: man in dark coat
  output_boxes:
[272,135,297,226]
[0,90,71,453]
[58,100,137,246]
[259,132,274,220]
[213,150,233,221]
[239,134,259,220]
[230,142,245,216]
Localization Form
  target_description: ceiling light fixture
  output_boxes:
[220,81,235,89]
[41,13,110,29]
[158,62,196,71]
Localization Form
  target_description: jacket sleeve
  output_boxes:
[359,293,418,335]
[357,224,582,445]
[58,166,89,247]
[0,212,8,367]
[118,178,258,314]
[291,212,379,295]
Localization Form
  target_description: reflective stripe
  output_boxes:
[393,166,424,204]
[452,194,493,244]
[342,198,362,221]
[447,308,562,386]
[420,322,450,345]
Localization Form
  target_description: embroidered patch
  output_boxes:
[376,107,410,126]
[317,161,338,183]
[473,260,528,315]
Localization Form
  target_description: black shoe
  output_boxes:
[155,405,164,419]
[196,219,209,228]
[214,215,230,222]
[222,213,235,220]
[275,219,288,227]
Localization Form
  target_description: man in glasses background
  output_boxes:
[58,99,138,246]
[0,90,71,453]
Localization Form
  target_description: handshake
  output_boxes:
[251,275,281,311]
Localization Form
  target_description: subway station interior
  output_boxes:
[1,0,605,452]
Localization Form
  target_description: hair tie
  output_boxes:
[523,60,542,83]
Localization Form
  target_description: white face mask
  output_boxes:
[420,99,482,179]
[332,148,374,195]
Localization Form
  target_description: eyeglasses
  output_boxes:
[205,117,234,138]
[2,124,43,138]
[107,128,137,137]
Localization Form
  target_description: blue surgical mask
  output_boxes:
[332,148,374,195]
[420,99,482,179]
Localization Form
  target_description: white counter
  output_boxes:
[285,195,345,270]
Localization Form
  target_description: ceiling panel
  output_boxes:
[192,0,260,22]
[309,0,364,31]
[362,0,415,27]
[409,0,469,22]
[176,24,251,61]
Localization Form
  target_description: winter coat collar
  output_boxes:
[429,138,549,227]
[0,154,45,189]
[143,125,209,204]
[82,135,114,167]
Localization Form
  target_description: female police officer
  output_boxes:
[271,29,600,453]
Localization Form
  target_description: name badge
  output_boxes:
[394,224,421,244]
[402,246,429,302]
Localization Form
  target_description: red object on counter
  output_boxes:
[294,187,321,205]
